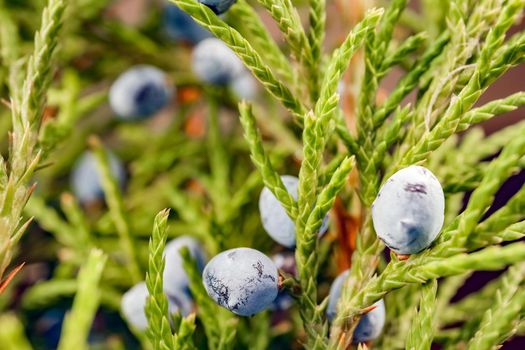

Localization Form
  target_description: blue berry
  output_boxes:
[109,65,172,120]
[327,270,385,343]
[163,236,206,299]
[163,3,211,44]
[202,247,278,316]
[197,0,236,14]
[231,71,258,100]
[259,175,329,248]
[192,38,244,86]
[121,282,191,331]
[70,151,126,204]
[372,165,445,254]
[271,290,294,311]
[352,300,386,343]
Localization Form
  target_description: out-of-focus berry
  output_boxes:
[109,65,172,120]
[163,236,206,299]
[192,38,244,85]
[120,282,190,331]
[326,270,386,343]
[163,3,211,44]
[70,151,126,204]
[197,0,236,15]
[259,175,329,248]
[231,71,258,100]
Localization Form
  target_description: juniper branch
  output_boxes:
[90,137,141,283]
[59,193,92,256]
[329,220,383,349]
[297,157,355,349]
[448,121,525,247]
[25,195,77,249]
[338,131,525,334]
[433,273,471,327]
[435,122,525,194]
[422,129,525,260]
[308,0,325,100]
[439,271,511,326]
[376,285,420,349]
[396,5,525,173]
[487,24,525,80]
[355,0,408,188]
[22,279,121,311]
[466,262,525,350]
[469,220,525,252]
[349,242,525,324]
[295,114,325,350]
[206,97,230,222]
[297,112,322,235]
[456,92,525,132]
[256,0,318,101]
[238,102,298,220]
[169,0,305,116]
[411,0,494,134]
[473,180,525,238]
[173,313,197,350]
[0,8,20,92]
[315,8,384,129]
[379,32,428,75]
[15,0,66,131]
[229,0,295,85]
[255,0,313,78]
[0,0,66,282]
[361,106,412,203]
[57,249,107,350]
[405,279,437,350]
[145,209,176,350]
[372,33,449,128]
[306,157,355,236]
[336,122,359,156]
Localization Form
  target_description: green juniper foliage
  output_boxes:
[0,0,524,349]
